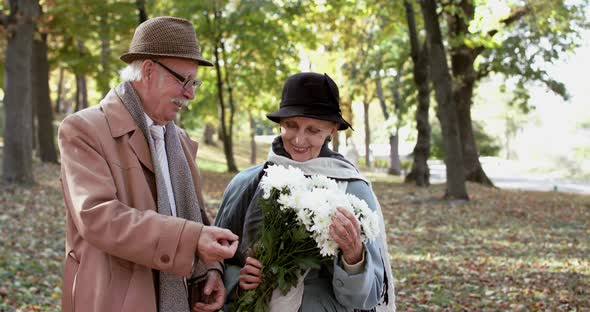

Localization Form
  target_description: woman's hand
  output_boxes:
[330,207,363,264]
[239,257,263,290]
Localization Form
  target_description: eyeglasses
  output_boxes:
[151,59,202,91]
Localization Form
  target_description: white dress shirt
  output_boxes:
[145,114,177,217]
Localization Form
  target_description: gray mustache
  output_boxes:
[171,99,189,108]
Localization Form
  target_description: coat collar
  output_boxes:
[101,87,155,173]
[101,89,137,138]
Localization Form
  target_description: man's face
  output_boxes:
[143,58,199,125]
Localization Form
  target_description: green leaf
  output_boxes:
[297,257,322,270]
[292,225,310,242]
[277,268,286,290]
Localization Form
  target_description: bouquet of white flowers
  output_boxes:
[234,164,380,312]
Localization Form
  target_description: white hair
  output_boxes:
[119,60,144,82]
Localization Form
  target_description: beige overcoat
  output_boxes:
[58,89,215,312]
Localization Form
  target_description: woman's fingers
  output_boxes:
[330,208,360,242]
[330,207,363,263]
[337,207,361,235]
[239,280,260,290]
[239,257,263,290]
[239,272,261,284]
[245,256,263,269]
[240,264,261,277]
[239,271,261,290]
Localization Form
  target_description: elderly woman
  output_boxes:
[215,72,395,311]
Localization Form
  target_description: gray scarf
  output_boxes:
[115,82,207,312]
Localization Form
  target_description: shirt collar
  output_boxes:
[144,113,166,133]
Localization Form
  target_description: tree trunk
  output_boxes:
[388,135,401,175]
[456,89,493,185]
[74,72,88,112]
[363,97,372,170]
[74,73,81,112]
[32,33,58,163]
[504,113,517,160]
[213,42,231,170]
[332,131,340,153]
[55,67,64,113]
[376,73,389,123]
[212,12,238,173]
[420,0,468,200]
[217,125,224,144]
[31,70,37,153]
[342,99,353,133]
[98,10,111,98]
[448,0,494,186]
[74,41,88,112]
[376,67,402,175]
[2,0,39,184]
[249,112,256,165]
[136,0,148,24]
[203,123,216,145]
[220,38,238,172]
[80,74,88,110]
[390,65,404,175]
[405,0,431,186]
[341,98,354,155]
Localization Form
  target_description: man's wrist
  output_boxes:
[207,261,224,274]
[208,267,223,277]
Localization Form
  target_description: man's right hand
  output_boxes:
[197,226,239,264]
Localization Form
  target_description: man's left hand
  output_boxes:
[192,270,225,312]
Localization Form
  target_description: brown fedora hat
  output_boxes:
[267,72,353,131]
[120,16,213,66]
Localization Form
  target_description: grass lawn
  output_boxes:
[0,143,588,311]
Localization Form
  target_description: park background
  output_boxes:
[0,0,589,311]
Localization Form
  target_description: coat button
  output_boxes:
[160,255,170,263]
[335,279,344,288]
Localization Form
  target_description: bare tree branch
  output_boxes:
[488,5,532,38]
[473,5,532,56]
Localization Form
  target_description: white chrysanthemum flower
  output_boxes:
[260,165,307,198]
[296,208,313,230]
[310,214,331,235]
[277,193,297,210]
[297,188,332,216]
[308,174,339,190]
[318,239,339,257]
[260,164,381,259]
[347,193,369,213]
[347,193,380,241]
[360,209,380,241]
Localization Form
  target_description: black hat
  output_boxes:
[266,72,352,131]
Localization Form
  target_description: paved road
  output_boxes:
[427,159,590,195]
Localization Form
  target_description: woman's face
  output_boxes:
[280,116,338,162]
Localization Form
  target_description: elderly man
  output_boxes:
[58,16,238,312]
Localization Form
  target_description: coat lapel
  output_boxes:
[101,90,154,173]
[128,130,154,173]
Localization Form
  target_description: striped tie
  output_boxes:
[149,124,177,216]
